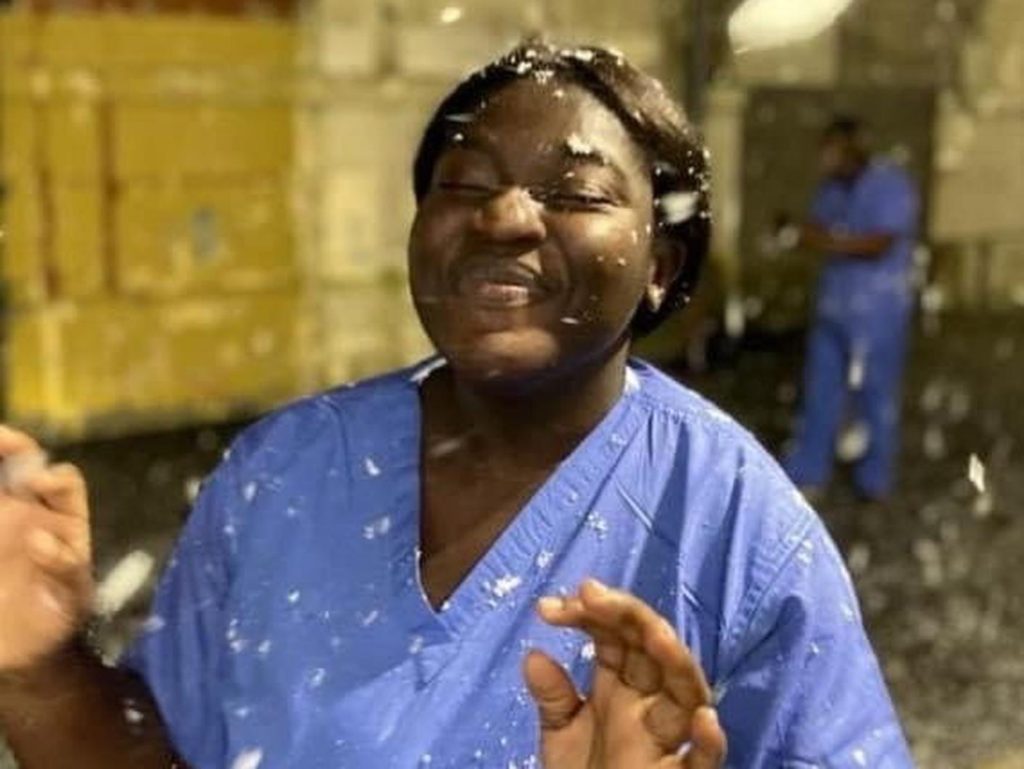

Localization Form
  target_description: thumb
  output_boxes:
[523,649,583,731]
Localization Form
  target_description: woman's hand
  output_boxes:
[525,579,726,769]
[0,425,94,673]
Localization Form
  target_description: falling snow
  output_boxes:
[968,453,986,494]
[586,512,609,539]
[363,515,393,540]
[242,481,258,502]
[658,192,699,224]
[565,133,595,157]
[488,574,523,599]
[231,748,264,769]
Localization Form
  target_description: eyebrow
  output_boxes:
[559,141,632,189]
[561,136,610,166]
[443,130,632,187]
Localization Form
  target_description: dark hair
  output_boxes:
[411,42,712,336]
[823,114,864,142]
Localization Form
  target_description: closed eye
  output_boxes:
[542,192,615,211]
[438,181,496,196]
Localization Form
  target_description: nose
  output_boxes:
[472,186,547,246]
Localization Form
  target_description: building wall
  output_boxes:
[930,0,1024,307]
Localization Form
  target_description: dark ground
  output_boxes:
[2,309,1022,768]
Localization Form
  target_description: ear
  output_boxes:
[646,235,686,312]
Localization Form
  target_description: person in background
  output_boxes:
[782,115,920,503]
[0,50,911,769]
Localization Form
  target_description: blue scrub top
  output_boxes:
[125,359,913,769]
[811,161,919,322]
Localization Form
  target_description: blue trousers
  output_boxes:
[784,306,911,499]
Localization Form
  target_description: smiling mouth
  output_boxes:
[453,262,552,308]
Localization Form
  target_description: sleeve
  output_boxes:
[809,182,838,228]
[867,171,918,237]
[714,518,914,768]
[120,448,246,769]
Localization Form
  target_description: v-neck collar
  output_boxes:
[382,360,647,658]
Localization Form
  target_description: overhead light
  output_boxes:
[728,0,857,53]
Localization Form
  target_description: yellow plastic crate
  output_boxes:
[113,102,292,179]
[0,99,39,181]
[1,175,48,307]
[35,15,295,69]
[6,291,306,439]
[2,12,305,438]
[0,12,41,68]
[52,184,107,299]
[115,178,296,296]
[46,95,103,182]
[105,15,296,69]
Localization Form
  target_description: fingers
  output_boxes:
[22,463,90,521]
[0,454,91,579]
[538,593,630,690]
[0,424,42,457]
[642,613,712,714]
[26,525,83,575]
[577,580,712,705]
[686,707,727,769]
[4,462,92,566]
[523,649,585,731]
[537,579,717,754]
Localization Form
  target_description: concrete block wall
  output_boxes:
[931,0,1024,307]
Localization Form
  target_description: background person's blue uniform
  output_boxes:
[126,360,912,768]
[785,161,919,498]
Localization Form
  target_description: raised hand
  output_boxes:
[524,579,726,769]
[0,425,94,672]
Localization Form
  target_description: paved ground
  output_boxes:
[2,309,1022,768]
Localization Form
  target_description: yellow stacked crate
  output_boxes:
[1,14,47,307]
[2,11,304,439]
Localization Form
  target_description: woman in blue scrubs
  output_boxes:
[0,45,912,768]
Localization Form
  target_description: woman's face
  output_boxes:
[409,78,670,389]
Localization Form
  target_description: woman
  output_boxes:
[0,44,911,768]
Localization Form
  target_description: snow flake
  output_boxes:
[658,192,699,224]
[242,481,258,502]
[968,453,986,494]
[586,512,609,539]
[363,515,392,540]
[489,574,523,599]
[566,133,595,157]
[231,748,264,769]
[308,668,327,688]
